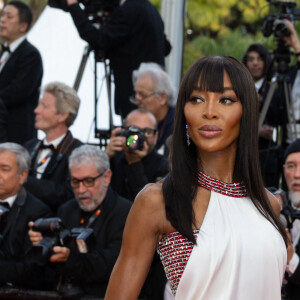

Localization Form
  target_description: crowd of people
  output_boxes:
[1,0,300,299]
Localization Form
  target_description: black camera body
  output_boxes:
[116,126,146,151]
[26,217,94,265]
[262,1,300,38]
[280,204,300,229]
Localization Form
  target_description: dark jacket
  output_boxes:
[0,99,7,143]
[24,131,82,212]
[0,188,52,288]
[0,39,43,145]
[68,0,171,118]
[110,149,169,201]
[43,187,131,297]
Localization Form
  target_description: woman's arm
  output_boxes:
[105,183,167,300]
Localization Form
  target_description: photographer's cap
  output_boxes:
[284,138,300,162]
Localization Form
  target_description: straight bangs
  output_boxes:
[181,57,226,105]
[196,58,225,94]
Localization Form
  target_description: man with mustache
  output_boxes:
[282,138,300,299]
[28,145,131,298]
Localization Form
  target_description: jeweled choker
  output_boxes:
[197,170,247,198]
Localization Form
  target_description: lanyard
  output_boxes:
[80,209,101,228]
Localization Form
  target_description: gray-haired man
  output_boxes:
[29,145,131,298]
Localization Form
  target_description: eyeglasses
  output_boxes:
[129,92,157,105]
[70,171,105,188]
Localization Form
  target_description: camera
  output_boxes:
[262,1,300,38]
[116,126,146,151]
[26,217,94,265]
[48,0,120,14]
[280,204,300,229]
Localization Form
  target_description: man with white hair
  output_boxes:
[282,138,300,299]
[131,62,176,155]
[29,145,131,298]
[24,81,82,212]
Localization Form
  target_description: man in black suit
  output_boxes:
[64,0,171,119]
[29,145,131,298]
[24,82,82,213]
[0,143,52,288]
[106,108,169,202]
[0,1,43,145]
[281,139,300,300]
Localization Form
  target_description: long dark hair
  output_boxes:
[242,43,272,77]
[162,56,287,245]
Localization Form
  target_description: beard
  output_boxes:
[289,191,300,208]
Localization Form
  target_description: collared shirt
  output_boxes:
[0,194,17,208]
[255,77,265,93]
[287,203,300,274]
[36,133,67,179]
[0,35,26,73]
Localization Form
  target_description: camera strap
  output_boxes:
[80,208,101,228]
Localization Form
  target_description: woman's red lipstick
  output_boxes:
[198,125,222,138]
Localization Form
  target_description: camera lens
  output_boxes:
[126,134,139,150]
[273,19,291,38]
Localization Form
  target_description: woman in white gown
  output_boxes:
[105,56,288,300]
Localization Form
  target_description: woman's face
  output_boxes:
[184,71,243,155]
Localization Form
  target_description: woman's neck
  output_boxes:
[197,149,236,183]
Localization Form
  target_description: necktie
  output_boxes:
[40,143,56,151]
[0,45,11,58]
[0,202,10,211]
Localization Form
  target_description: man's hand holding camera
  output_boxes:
[28,221,71,263]
[106,126,149,165]
[123,140,149,165]
[66,0,78,6]
[282,19,300,62]
[105,128,126,159]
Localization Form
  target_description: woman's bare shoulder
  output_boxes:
[134,182,165,211]
[265,188,281,217]
[131,183,173,236]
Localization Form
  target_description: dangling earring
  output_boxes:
[186,124,190,146]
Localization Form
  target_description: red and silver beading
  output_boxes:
[157,230,199,296]
[197,170,247,197]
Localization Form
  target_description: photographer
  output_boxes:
[281,19,300,143]
[281,139,300,299]
[63,0,171,119]
[24,82,82,213]
[0,143,52,288]
[242,43,282,188]
[28,145,131,298]
[105,108,169,202]
[131,62,176,156]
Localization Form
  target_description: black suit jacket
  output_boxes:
[0,187,52,287]
[69,0,171,118]
[110,149,169,201]
[24,131,82,212]
[0,99,7,142]
[44,187,131,297]
[0,39,43,145]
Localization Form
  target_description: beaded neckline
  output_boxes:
[197,170,247,198]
